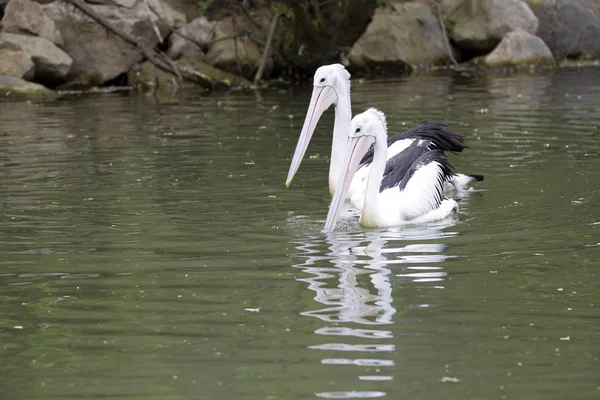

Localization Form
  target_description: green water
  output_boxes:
[1,68,599,400]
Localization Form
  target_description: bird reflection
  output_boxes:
[290,220,459,397]
[291,221,457,326]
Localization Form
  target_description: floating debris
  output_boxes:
[441,376,460,383]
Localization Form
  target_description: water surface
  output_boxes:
[1,67,599,399]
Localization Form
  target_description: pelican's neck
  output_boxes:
[329,88,352,195]
[363,136,387,216]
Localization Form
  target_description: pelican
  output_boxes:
[323,108,458,231]
[285,63,482,201]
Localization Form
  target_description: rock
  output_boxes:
[348,2,454,69]
[485,29,555,67]
[41,2,169,88]
[86,0,137,8]
[205,16,261,76]
[132,0,186,29]
[442,0,538,54]
[530,0,600,60]
[0,32,71,84]
[0,48,35,80]
[0,74,51,95]
[128,60,184,91]
[2,0,63,46]
[168,16,213,60]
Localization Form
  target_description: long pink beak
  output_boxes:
[286,85,336,188]
[323,135,373,231]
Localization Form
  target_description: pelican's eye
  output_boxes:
[355,127,362,134]
[319,77,326,84]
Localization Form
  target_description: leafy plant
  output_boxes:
[198,0,216,16]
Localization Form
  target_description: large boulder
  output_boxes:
[530,0,600,60]
[0,32,71,84]
[0,48,35,80]
[348,2,454,69]
[1,0,63,46]
[485,29,555,67]
[205,16,261,76]
[442,0,539,55]
[168,16,213,60]
[41,2,169,87]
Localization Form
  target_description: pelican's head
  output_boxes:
[323,108,387,232]
[285,64,351,188]
[349,107,387,143]
[312,63,351,102]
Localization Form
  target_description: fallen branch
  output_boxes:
[62,0,233,89]
[254,13,279,83]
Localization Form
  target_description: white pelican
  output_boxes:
[323,108,458,231]
[285,63,482,200]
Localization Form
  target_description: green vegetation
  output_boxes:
[198,0,216,16]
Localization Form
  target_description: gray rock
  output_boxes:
[0,32,71,84]
[2,0,63,46]
[41,2,169,88]
[530,0,600,60]
[485,29,555,67]
[132,0,186,29]
[442,0,538,53]
[168,16,213,60]
[0,74,51,94]
[205,16,261,76]
[0,48,35,80]
[349,2,454,68]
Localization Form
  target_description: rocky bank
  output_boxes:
[1,0,599,94]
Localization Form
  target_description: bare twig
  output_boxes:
[254,13,279,83]
[233,0,262,30]
[153,65,159,94]
[230,10,243,76]
[433,0,458,66]
[142,0,163,43]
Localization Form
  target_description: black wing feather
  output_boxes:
[379,140,455,208]
[360,121,464,167]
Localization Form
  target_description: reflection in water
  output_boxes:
[292,221,459,398]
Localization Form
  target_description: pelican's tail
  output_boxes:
[447,173,484,191]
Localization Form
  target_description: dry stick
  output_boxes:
[234,0,262,30]
[230,11,243,77]
[63,0,223,89]
[142,0,163,43]
[142,0,162,91]
[254,13,279,84]
[433,0,458,66]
